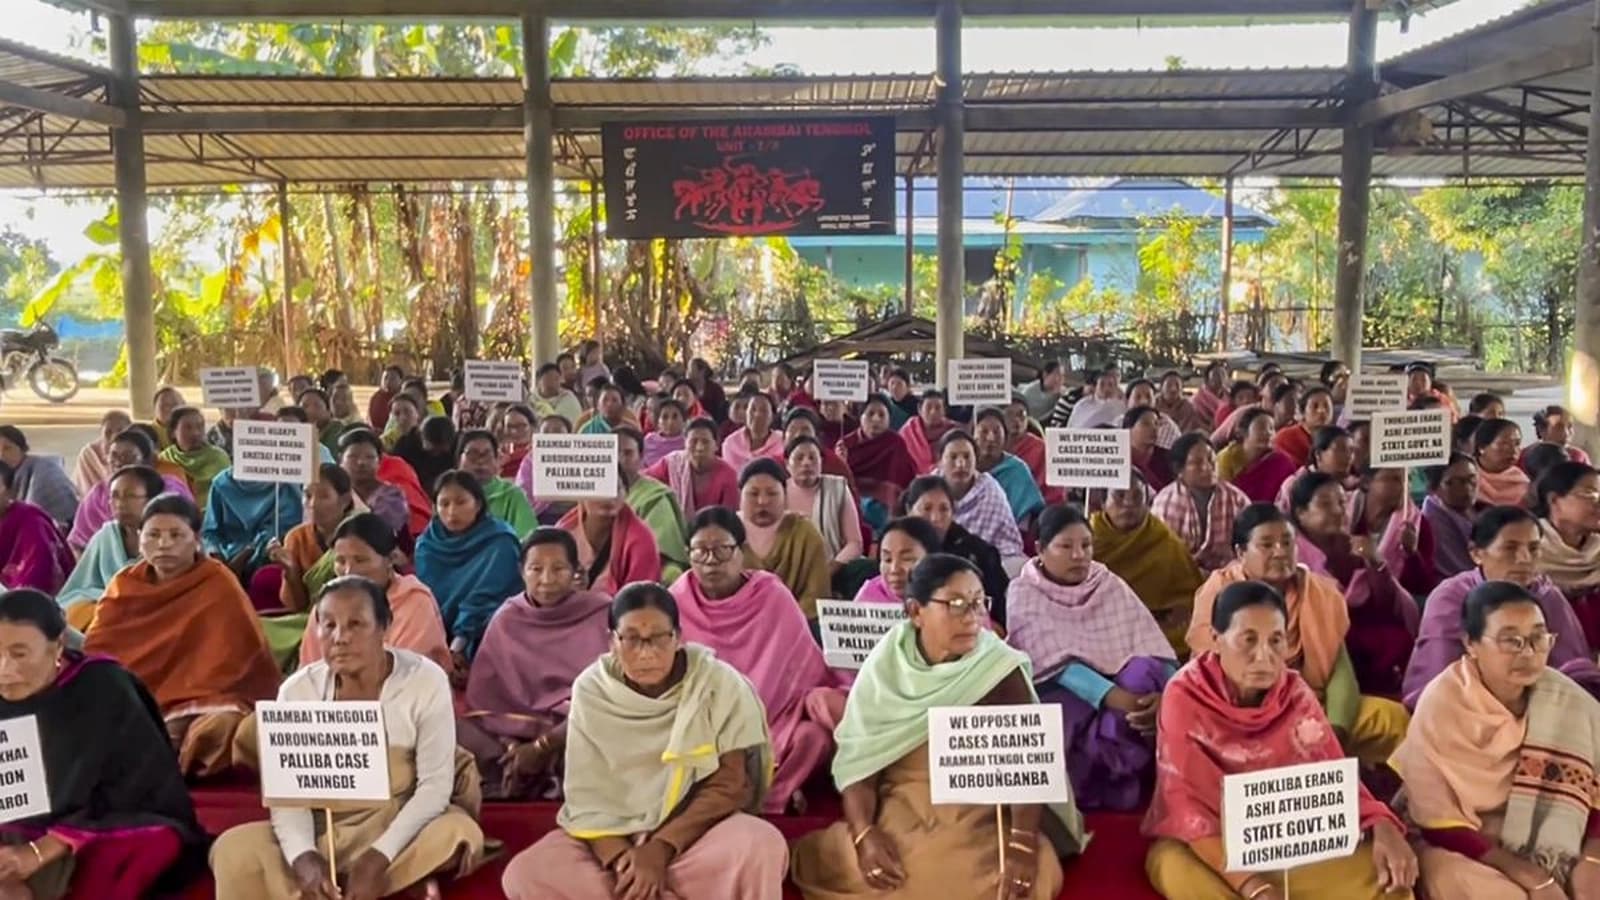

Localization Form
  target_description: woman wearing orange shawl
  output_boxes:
[84,494,279,778]
[555,484,662,595]
[1271,386,1335,468]
[1394,580,1600,899]
[267,463,355,614]
[897,389,958,476]
[1188,503,1409,768]
[1146,580,1416,900]
[1475,418,1532,507]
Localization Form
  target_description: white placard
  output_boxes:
[0,716,50,824]
[812,360,871,403]
[1045,427,1133,490]
[1223,758,1360,872]
[232,421,317,486]
[199,366,263,409]
[1344,374,1408,420]
[530,434,619,500]
[816,599,905,670]
[464,359,525,403]
[257,701,390,808]
[1370,408,1451,468]
[946,358,1013,407]
[927,704,1070,806]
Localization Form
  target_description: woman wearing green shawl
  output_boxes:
[458,429,538,539]
[791,553,1086,900]
[616,427,690,581]
[157,406,230,508]
[502,583,788,900]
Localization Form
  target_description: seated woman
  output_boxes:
[502,583,786,900]
[0,426,78,529]
[381,390,423,451]
[738,459,831,620]
[1396,580,1600,900]
[1126,406,1174,493]
[1533,461,1600,648]
[786,434,865,574]
[1272,424,1359,512]
[57,465,166,625]
[84,494,280,778]
[157,407,231,507]
[337,429,412,543]
[1288,472,1419,696]
[1125,379,1183,448]
[0,462,74,596]
[723,389,785,471]
[613,428,689,582]
[670,507,846,814]
[903,475,1011,629]
[854,516,941,605]
[1002,398,1060,504]
[265,463,354,616]
[497,403,537,479]
[899,389,960,475]
[1152,432,1252,572]
[460,529,609,800]
[643,417,739,519]
[1066,367,1126,430]
[458,429,537,538]
[840,395,920,524]
[1523,404,1592,469]
[212,577,485,899]
[1190,503,1410,767]
[298,513,450,671]
[415,471,522,671]
[1144,580,1417,900]
[642,398,687,467]
[68,428,190,553]
[790,554,1086,900]
[972,408,1045,521]
[1421,453,1480,580]
[1217,409,1301,505]
[398,415,456,498]
[1155,369,1207,433]
[148,386,185,449]
[1475,417,1531,507]
[1090,471,1202,656]
[1351,465,1439,596]
[203,465,303,606]
[0,588,205,899]
[71,409,133,495]
[555,477,662,594]
[1403,505,1600,707]
[1271,385,1335,468]
[936,431,1026,565]
[577,382,639,436]
[1008,505,1177,811]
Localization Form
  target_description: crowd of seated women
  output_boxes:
[10,353,1600,899]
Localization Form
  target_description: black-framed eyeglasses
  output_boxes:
[689,543,739,563]
[928,594,991,618]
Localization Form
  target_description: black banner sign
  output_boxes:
[601,117,897,240]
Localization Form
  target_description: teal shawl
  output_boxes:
[56,521,133,608]
[989,453,1045,522]
[580,416,613,435]
[414,514,522,656]
[200,469,304,567]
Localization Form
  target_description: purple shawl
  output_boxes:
[1420,495,1475,579]
[0,501,74,594]
[1401,568,1600,708]
[642,432,685,469]
[462,590,612,740]
[67,475,191,553]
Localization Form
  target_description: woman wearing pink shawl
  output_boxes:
[1189,361,1228,427]
[1288,471,1419,697]
[460,528,611,800]
[670,507,845,814]
[1351,466,1438,596]
[0,475,73,595]
[72,410,132,495]
[556,487,661,595]
[853,516,942,605]
[1475,418,1532,507]
[1421,453,1481,579]
[898,389,959,475]
[721,390,785,472]
[68,429,192,552]
[1007,506,1176,811]
[1218,408,1301,504]
[644,418,739,518]
[641,398,687,468]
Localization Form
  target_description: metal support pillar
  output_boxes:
[903,173,915,316]
[523,14,559,368]
[1571,0,1600,453]
[1331,0,1378,370]
[109,13,156,418]
[1219,176,1234,351]
[934,0,964,386]
[277,181,296,377]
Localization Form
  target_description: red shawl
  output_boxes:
[1009,432,1063,505]
[1231,448,1301,504]
[499,443,531,479]
[0,501,74,595]
[377,454,432,537]
[556,503,662,594]
[898,417,956,475]
[842,428,919,511]
[1271,424,1315,469]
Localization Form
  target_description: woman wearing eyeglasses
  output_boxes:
[1533,462,1600,650]
[1394,580,1600,900]
[668,507,845,814]
[1145,580,1416,900]
[791,554,1085,900]
[502,583,787,900]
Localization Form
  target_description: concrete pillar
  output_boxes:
[1219,176,1234,350]
[523,14,559,369]
[1331,0,1378,370]
[1570,0,1600,453]
[108,13,157,418]
[934,0,964,386]
[277,181,297,378]
[903,173,914,316]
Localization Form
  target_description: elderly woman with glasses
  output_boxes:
[668,507,846,814]
[791,553,1086,900]
[501,583,787,900]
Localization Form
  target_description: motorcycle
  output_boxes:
[0,322,80,404]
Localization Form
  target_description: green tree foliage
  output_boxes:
[0,228,59,324]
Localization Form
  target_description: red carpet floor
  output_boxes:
[171,785,1162,899]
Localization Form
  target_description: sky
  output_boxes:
[0,0,1531,263]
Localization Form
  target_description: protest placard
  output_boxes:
[816,599,905,669]
[1370,408,1451,468]
[1343,374,1408,420]
[0,716,50,823]
[947,358,1013,407]
[927,704,1070,806]
[1222,758,1360,872]
[529,434,619,500]
[811,359,871,403]
[463,359,525,403]
[1045,428,1133,490]
[232,421,317,486]
[199,367,262,409]
[257,701,390,808]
